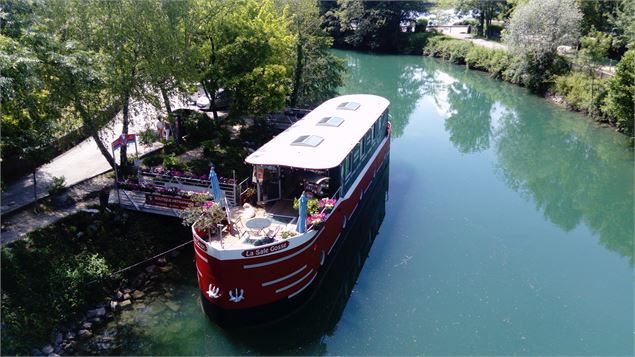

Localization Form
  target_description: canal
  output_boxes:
[87,50,634,355]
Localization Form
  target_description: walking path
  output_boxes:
[1,97,186,215]
[1,174,112,245]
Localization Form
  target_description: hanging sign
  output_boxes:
[111,134,137,151]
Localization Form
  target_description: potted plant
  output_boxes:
[48,176,69,207]
[307,212,326,230]
[180,193,226,242]
[319,198,336,212]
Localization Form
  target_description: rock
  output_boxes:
[55,332,63,345]
[122,288,132,294]
[148,291,161,297]
[145,265,157,274]
[110,300,118,311]
[150,302,167,315]
[123,293,131,300]
[66,331,76,340]
[82,322,93,329]
[158,264,173,273]
[165,301,180,312]
[76,232,85,239]
[116,290,124,300]
[87,307,106,318]
[78,329,93,340]
[120,299,132,308]
[31,348,42,356]
[91,317,103,325]
[157,256,168,266]
[48,353,60,357]
[132,290,145,299]
[42,345,54,354]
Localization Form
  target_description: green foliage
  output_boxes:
[1,209,189,354]
[423,36,472,64]
[179,194,225,234]
[47,176,67,196]
[604,50,635,135]
[332,0,428,51]
[553,72,609,115]
[139,127,160,145]
[162,154,185,171]
[293,197,319,215]
[465,46,513,78]
[142,153,163,167]
[395,32,435,55]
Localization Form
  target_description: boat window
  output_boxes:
[291,135,324,147]
[352,142,361,167]
[363,130,372,154]
[337,101,361,111]
[343,155,351,180]
[317,116,345,127]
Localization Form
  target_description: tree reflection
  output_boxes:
[333,50,434,137]
[430,58,633,264]
[444,82,494,153]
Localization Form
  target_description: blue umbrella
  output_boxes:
[297,192,307,233]
[209,166,223,206]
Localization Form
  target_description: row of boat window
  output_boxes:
[341,110,389,183]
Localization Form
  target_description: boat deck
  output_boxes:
[208,200,300,250]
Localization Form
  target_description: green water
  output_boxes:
[95,50,634,355]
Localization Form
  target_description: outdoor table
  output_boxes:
[245,217,272,235]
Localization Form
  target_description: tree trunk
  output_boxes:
[201,82,218,120]
[73,98,117,170]
[290,31,304,108]
[160,86,176,142]
[120,94,130,174]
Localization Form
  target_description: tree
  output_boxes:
[191,0,294,119]
[280,0,346,108]
[453,0,507,38]
[334,0,427,51]
[603,50,634,136]
[578,27,612,115]
[503,0,582,92]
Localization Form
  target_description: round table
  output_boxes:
[245,217,272,233]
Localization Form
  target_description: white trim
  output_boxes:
[262,265,307,287]
[243,234,319,269]
[328,233,342,255]
[197,267,203,277]
[288,272,318,298]
[276,269,314,293]
[195,249,208,263]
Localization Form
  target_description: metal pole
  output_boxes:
[113,147,121,205]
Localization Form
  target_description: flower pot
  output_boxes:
[51,192,70,208]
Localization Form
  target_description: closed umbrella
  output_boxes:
[209,166,223,206]
[297,192,307,233]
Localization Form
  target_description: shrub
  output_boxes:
[162,154,185,171]
[603,50,635,136]
[142,153,163,167]
[138,127,159,145]
[47,176,67,196]
[553,72,609,115]
[423,36,472,64]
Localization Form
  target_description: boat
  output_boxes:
[192,94,391,325]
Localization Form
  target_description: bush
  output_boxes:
[47,176,67,196]
[142,153,163,167]
[138,127,159,145]
[423,35,472,64]
[162,154,186,171]
[464,46,512,78]
[603,50,635,136]
[415,18,428,32]
[553,72,609,115]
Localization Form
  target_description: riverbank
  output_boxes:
[412,33,633,140]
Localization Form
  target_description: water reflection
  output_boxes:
[420,58,634,264]
[334,50,431,138]
[223,162,390,355]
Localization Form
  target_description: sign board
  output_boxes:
[241,241,289,257]
[145,193,193,210]
[111,134,137,150]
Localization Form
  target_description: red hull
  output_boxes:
[193,138,390,317]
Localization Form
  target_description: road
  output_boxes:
[1,97,187,215]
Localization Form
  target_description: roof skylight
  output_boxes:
[337,101,361,111]
[317,116,345,127]
[291,135,324,147]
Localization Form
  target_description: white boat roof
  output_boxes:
[245,94,390,169]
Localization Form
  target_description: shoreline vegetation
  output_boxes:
[1,0,633,354]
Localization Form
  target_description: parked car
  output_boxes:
[193,88,230,111]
